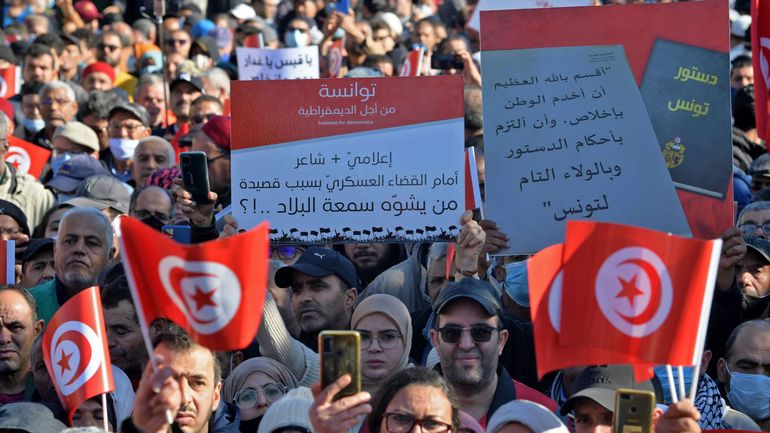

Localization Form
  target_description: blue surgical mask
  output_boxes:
[285,30,309,48]
[653,366,695,404]
[51,153,73,175]
[726,367,770,421]
[23,118,45,133]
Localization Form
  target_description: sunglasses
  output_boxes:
[437,324,500,344]
[270,246,305,260]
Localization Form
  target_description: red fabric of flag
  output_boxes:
[6,136,52,179]
[119,217,270,351]
[399,49,423,77]
[753,0,770,140]
[43,286,114,423]
[528,243,653,380]
[559,221,721,367]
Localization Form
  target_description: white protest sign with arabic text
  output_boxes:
[236,46,320,80]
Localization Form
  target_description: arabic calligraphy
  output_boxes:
[666,98,710,118]
[673,66,718,86]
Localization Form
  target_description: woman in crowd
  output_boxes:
[258,293,413,396]
[222,357,300,433]
[310,367,459,433]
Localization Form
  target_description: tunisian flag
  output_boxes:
[399,48,424,77]
[0,67,20,98]
[43,286,114,423]
[528,243,653,380]
[6,136,52,179]
[559,221,721,367]
[753,0,770,140]
[119,217,269,350]
[328,38,344,78]
[0,239,13,285]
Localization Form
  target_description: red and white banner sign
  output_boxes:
[752,0,770,140]
[231,76,465,243]
[0,67,20,98]
[328,38,344,78]
[43,286,114,422]
[6,136,52,179]
[119,217,269,350]
[399,48,424,77]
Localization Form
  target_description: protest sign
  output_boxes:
[236,46,320,80]
[481,0,732,243]
[231,76,465,243]
[466,0,591,32]
[482,44,689,254]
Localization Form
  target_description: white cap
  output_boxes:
[731,14,751,38]
[230,3,257,20]
[487,400,569,433]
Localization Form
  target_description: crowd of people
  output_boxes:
[0,0,767,432]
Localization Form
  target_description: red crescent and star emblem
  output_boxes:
[595,247,673,337]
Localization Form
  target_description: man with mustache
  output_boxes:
[163,74,203,142]
[0,286,44,403]
[125,325,239,433]
[34,81,79,151]
[30,207,116,323]
[273,247,358,351]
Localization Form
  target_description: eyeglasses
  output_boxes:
[270,246,305,260]
[0,227,19,236]
[166,39,190,46]
[134,210,171,223]
[437,324,500,344]
[358,330,401,350]
[98,43,121,51]
[739,222,770,237]
[41,97,73,107]
[384,413,452,433]
[234,383,288,408]
[89,125,108,135]
[191,113,217,125]
[109,122,145,133]
[207,153,229,165]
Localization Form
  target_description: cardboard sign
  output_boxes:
[231,76,465,243]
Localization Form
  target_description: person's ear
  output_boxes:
[701,350,713,374]
[344,287,357,311]
[34,319,44,337]
[212,380,222,410]
[497,328,508,355]
[429,328,440,348]
[716,358,729,384]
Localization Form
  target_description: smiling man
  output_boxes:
[30,207,116,323]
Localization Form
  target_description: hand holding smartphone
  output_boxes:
[180,151,212,205]
[319,331,361,400]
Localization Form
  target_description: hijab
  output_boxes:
[351,294,413,389]
[221,357,299,403]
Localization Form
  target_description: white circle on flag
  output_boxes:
[6,146,31,175]
[50,321,104,396]
[159,256,242,335]
[0,76,7,98]
[595,247,673,337]
[547,270,563,332]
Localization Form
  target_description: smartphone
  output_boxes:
[431,53,464,70]
[162,225,192,244]
[180,151,211,204]
[319,331,361,400]
[614,389,655,433]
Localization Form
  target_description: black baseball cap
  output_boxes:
[274,246,358,289]
[560,365,656,415]
[745,237,770,263]
[20,238,54,264]
[433,278,502,317]
[108,102,150,127]
[0,199,30,236]
[170,72,204,94]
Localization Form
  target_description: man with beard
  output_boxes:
[129,186,174,231]
[19,238,55,289]
[30,207,116,323]
[0,286,44,403]
[430,278,555,424]
[135,74,170,137]
[96,31,137,98]
[339,243,404,288]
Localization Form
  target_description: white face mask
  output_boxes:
[285,30,310,48]
[108,138,140,161]
[23,118,45,133]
